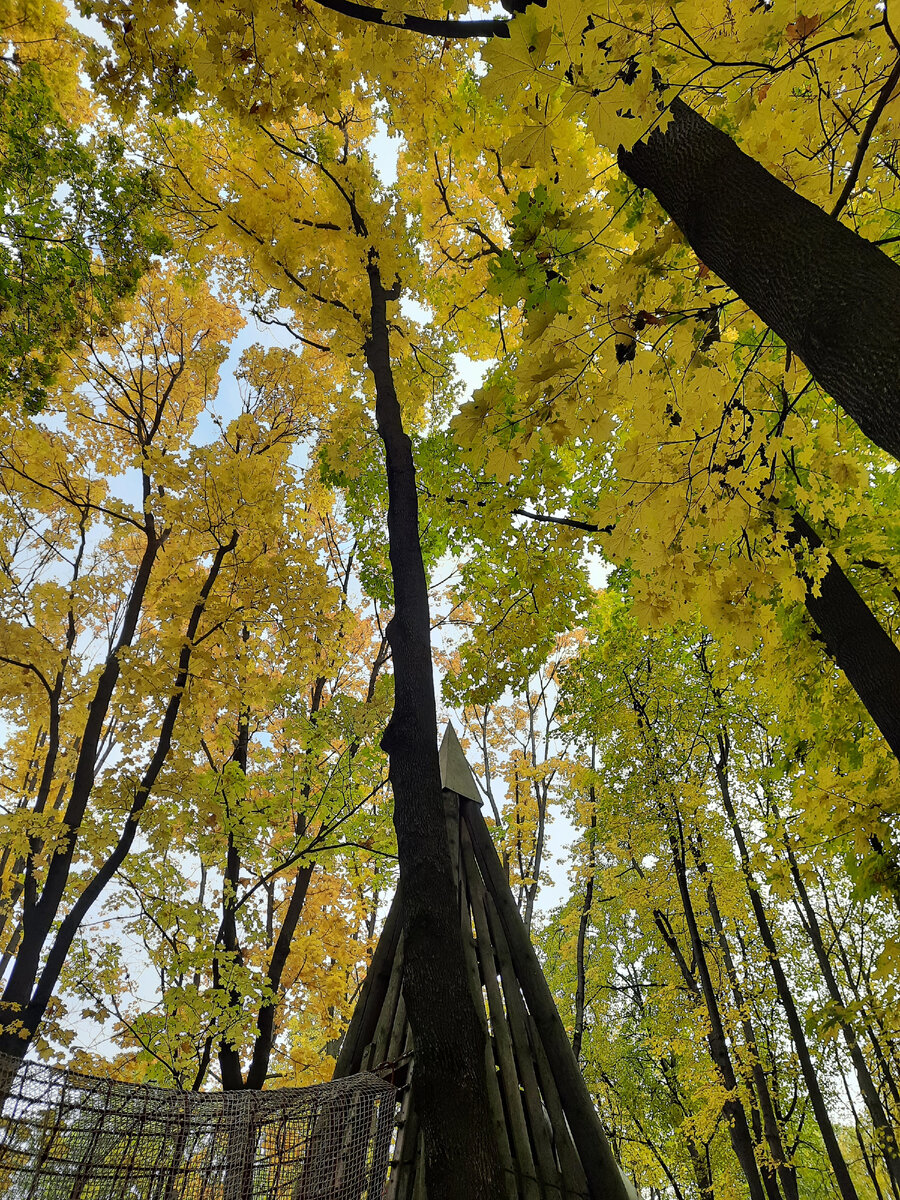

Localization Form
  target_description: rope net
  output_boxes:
[0,1052,395,1199]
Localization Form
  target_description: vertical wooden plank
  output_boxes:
[461,822,540,1200]
[386,989,408,1066]
[383,1075,415,1200]
[463,799,631,1200]
[390,1086,420,1200]
[364,937,405,1072]
[411,1133,427,1200]
[443,788,461,889]
[481,887,564,1196]
[524,1006,590,1198]
[334,893,404,1079]
[454,830,518,1200]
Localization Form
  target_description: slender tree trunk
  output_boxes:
[563,504,900,762]
[657,1061,715,1200]
[218,702,250,1092]
[711,736,859,1200]
[572,776,597,1064]
[364,254,502,1200]
[244,860,315,1089]
[691,838,798,1200]
[663,816,769,1200]
[838,1056,889,1200]
[618,95,900,463]
[777,823,900,1190]
[0,530,236,1059]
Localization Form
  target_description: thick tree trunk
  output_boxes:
[619,97,900,463]
[787,512,900,759]
[364,255,502,1200]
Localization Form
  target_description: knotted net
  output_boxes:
[0,1052,395,1199]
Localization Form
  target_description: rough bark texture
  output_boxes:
[787,511,900,759]
[365,257,503,1200]
[619,98,900,463]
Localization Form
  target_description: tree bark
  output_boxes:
[619,96,900,464]
[711,735,859,1200]
[364,254,502,1200]
[691,838,798,1200]
[786,511,900,759]
[662,817,769,1200]
[777,820,900,1191]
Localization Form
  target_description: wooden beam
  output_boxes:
[462,799,633,1200]
[333,891,403,1078]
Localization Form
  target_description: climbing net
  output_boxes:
[0,1052,395,1199]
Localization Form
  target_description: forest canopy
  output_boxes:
[0,0,898,1195]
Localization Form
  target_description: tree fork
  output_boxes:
[364,254,503,1200]
[0,531,237,1059]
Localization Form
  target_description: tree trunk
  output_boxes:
[711,737,859,1200]
[572,781,597,1064]
[691,838,798,1200]
[619,96,900,464]
[0,530,235,1059]
[364,254,502,1200]
[663,817,769,1200]
[786,512,900,759]
[777,821,900,1191]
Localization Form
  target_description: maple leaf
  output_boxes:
[785,13,821,43]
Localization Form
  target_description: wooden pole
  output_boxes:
[333,893,403,1078]
[462,799,633,1200]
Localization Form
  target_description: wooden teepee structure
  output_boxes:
[334,726,637,1200]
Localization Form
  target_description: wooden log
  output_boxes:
[386,988,408,1066]
[455,823,518,1200]
[365,936,405,1071]
[333,893,403,1078]
[462,800,632,1200]
[461,821,541,1199]
[483,887,565,1195]
[401,1109,424,1200]
[522,1004,590,1198]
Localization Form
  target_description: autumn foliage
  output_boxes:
[0,0,898,1194]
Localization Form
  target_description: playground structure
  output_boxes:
[0,727,635,1200]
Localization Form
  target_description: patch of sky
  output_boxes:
[65,3,110,48]
[370,119,402,188]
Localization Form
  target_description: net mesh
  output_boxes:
[0,1053,395,1199]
